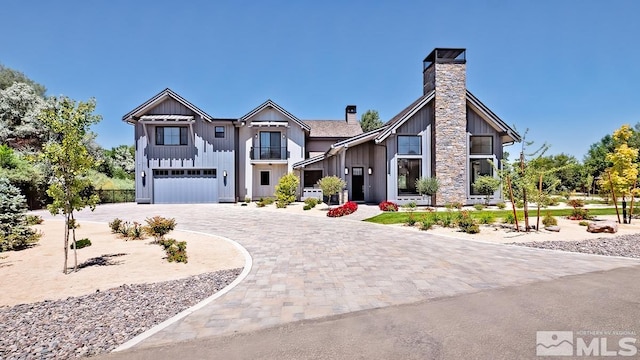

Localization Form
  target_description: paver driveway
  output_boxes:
[39,203,639,349]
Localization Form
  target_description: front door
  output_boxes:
[352,167,365,201]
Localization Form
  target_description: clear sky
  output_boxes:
[2,0,639,160]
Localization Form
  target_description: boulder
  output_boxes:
[545,226,561,232]
[587,221,618,234]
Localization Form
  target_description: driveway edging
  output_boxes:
[112,229,253,352]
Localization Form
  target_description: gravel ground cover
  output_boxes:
[0,268,242,359]
[511,234,640,258]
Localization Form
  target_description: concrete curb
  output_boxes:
[112,229,253,352]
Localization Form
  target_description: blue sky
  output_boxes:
[2,1,639,160]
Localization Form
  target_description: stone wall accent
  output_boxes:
[433,62,467,205]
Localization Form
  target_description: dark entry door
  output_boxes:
[352,167,365,201]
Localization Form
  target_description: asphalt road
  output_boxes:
[98,264,640,360]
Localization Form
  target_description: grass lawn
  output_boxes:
[364,207,622,225]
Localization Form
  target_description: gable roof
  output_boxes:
[303,120,363,138]
[239,99,311,131]
[375,90,435,143]
[466,90,521,143]
[122,88,213,124]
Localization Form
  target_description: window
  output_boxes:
[156,127,188,145]
[260,171,270,186]
[470,136,493,155]
[470,159,494,195]
[398,136,421,155]
[203,169,217,177]
[260,132,283,159]
[215,126,225,138]
[187,170,201,175]
[397,159,421,195]
[171,170,185,175]
[304,170,323,188]
[153,170,169,176]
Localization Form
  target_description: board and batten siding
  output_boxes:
[344,141,386,203]
[133,97,235,203]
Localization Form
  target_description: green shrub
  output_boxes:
[25,215,43,225]
[128,222,145,240]
[578,221,589,226]
[109,218,123,234]
[263,197,275,205]
[304,197,319,208]
[503,213,516,224]
[70,238,92,249]
[515,200,524,208]
[160,238,188,263]
[472,175,501,205]
[457,211,480,234]
[415,177,440,196]
[542,212,558,227]
[496,202,506,209]
[439,210,454,228]
[473,203,485,211]
[567,199,585,208]
[445,202,463,210]
[406,213,416,226]
[478,212,495,224]
[419,215,435,231]
[244,196,251,203]
[274,172,299,208]
[303,204,312,211]
[569,208,590,220]
[144,216,176,242]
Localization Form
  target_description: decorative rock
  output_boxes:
[587,221,618,234]
[545,226,561,232]
[0,268,242,359]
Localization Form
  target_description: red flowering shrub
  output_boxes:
[379,201,398,212]
[327,201,358,217]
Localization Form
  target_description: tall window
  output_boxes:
[156,127,188,145]
[398,136,421,155]
[260,131,282,159]
[470,136,492,155]
[215,126,225,138]
[397,159,421,195]
[470,159,494,195]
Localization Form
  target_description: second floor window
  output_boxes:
[215,126,225,138]
[398,135,421,155]
[156,126,188,145]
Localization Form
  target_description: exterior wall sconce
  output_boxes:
[344,167,349,175]
[223,170,227,178]
[140,171,146,178]
[368,167,373,175]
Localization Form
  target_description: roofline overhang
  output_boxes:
[375,91,435,143]
[466,90,521,143]
[239,99,311,132]
[122,88,213,124]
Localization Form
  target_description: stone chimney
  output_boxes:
[345,105,357,124]
[424,48,467,205]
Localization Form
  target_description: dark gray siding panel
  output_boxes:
[344,141,387,203]
[397,102,433,134]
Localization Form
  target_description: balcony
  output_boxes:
[251,146,289,162]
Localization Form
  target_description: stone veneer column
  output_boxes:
[434,62,467,205]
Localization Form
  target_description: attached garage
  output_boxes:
[153,169,218,204]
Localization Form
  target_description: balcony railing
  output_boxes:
[251,146,288,160]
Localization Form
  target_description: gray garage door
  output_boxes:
[153,169,218,204]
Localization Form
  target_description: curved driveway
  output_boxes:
[40,203,639,349]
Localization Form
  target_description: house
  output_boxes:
[122,89,236,204]
[124,48,519,206]
[293,48,520,206]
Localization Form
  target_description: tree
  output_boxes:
[317,176,346,206]
[0,82,47,151]
[0,64,46,97]
[598,124,639,224]
[39,96,102,274]
[274,172,299,208]
[0,177,41,251]
[359,110,383,132]
[472,175,501,205]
